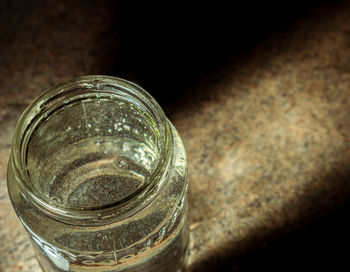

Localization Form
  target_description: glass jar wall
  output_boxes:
[7,76,188,272]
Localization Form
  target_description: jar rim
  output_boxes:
[10,75,172,225]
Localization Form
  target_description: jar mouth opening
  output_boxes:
[11,75,171,224]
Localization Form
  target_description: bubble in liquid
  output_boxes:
[50,196,62,203]
[122,143,130,152]
[136,147,145,156]
[160,226,167,236]
[98,260,114,265]
[82,260,95,265]
[118,160,127,168]
[49,175,56,185]
[138,247,150,254]
[154,235,163,245]
[119,254,134,263]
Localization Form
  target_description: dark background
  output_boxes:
[0,0,331,110]
[0,0,348,271]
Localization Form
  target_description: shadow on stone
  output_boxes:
[92,0,328,115]
[189,161,350,272]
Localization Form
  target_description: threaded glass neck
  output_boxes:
[11,75,172,225]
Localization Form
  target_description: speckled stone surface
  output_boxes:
[1,1,350,271]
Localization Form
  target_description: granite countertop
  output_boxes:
[1,1,349,271]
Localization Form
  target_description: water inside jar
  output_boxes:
[26,93,162,209]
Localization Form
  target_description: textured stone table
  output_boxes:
[1,1,349,271]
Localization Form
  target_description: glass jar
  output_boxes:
[7,75,188,272]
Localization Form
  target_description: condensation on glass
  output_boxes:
[7,76,189,272]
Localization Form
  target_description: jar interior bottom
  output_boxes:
[25,93,162,209]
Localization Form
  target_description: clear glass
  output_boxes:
[7,76,188,272]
